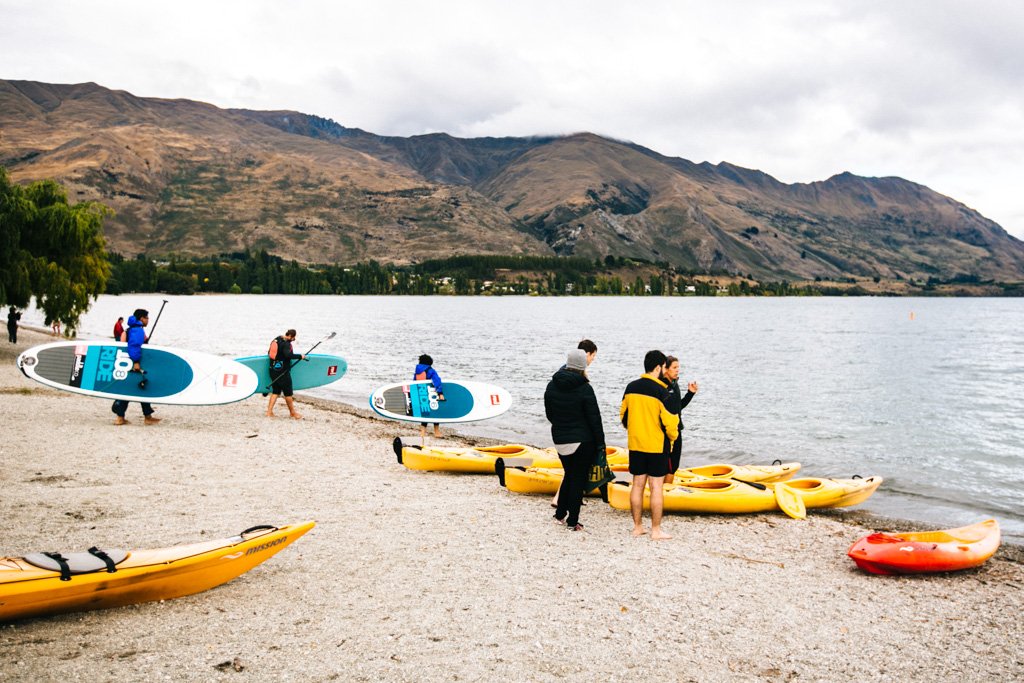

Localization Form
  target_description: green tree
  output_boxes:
[0,168,111,333]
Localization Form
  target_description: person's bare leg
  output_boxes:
[284,396,302,419]
[630,474,648,536]
[650,475,672,540]
[420,424,427,447]
[266,394,278,417]
[433,423,441,438]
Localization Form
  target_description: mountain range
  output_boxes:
[2,78,1023,282]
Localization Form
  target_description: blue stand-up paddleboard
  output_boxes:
[369,380,512,423]
[17,341,259,405]
[235,354,347,394]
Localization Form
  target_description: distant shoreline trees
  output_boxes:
[106,249,1018,297]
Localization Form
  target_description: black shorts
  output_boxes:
[270,368,293,396]
[628,451,671,478]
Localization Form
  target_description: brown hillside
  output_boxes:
[2,79,1022,281]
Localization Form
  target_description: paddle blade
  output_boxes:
[775,483,807,519]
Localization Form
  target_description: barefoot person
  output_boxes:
[266,329,305,419]
[620,350,679,540]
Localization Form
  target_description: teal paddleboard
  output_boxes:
[235,354,347,394]
[17,341,259,405]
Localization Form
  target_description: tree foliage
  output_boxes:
[0,168,112,333]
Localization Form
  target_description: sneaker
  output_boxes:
[568,523,585,532]
[144,416,161,425]
[114,416,128,426]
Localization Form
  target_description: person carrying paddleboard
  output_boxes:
[125,309,150,388]
[266,329,305,419]
[414,354,445,440]
[113,308,159,425]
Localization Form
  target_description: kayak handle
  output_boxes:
[241,525,278,537]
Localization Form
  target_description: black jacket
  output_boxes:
[544,369,605,448]
[664,379,695,421]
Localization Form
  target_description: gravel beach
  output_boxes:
[1,328,1022,682]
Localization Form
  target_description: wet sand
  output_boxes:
[1,328,1021,682]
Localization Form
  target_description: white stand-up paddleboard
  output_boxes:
[17,341,259,405]
[369,380,512,423]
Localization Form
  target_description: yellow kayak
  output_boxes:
[607,475,882,514]
[500,460,801,495]
[0,521,315,622]
[394,439,627,473]
[394,438,550,473]
[501,466,629,495]
[771,476,883,508]
[609,459,802,483]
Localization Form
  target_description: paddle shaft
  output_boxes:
[147,300,169,341]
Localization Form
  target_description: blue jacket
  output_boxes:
[125,316,146,361]
[414,364,443,394]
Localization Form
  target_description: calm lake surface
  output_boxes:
[24,295,1024,542]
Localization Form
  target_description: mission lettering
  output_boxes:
[245,535,288,556]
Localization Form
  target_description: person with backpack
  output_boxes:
[266,329,305,419]
[414,354,445,440]
[544,348,606,532]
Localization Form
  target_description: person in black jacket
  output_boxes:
[544,349,605,531]
[662,355,698,483]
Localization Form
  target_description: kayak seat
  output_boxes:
[23,548,129,581]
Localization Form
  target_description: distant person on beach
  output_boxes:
[620,350,679,541]
[545,349,605,531]
[662,355,698,484]
[7,306,20,343]
[414,354,445,440]
[113,312,159,425]
[113,316,124,341]
[266,329,305,419]
[124,309,150,388]
[50,319,61,337]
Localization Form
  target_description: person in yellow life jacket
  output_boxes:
[620,350,680,541]
[414,353,445,440]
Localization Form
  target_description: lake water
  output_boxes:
[21,295,1024,542]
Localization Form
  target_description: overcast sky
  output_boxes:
[3,0,1022,237]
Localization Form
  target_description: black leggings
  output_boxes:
[555,441,597,527]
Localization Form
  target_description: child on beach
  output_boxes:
[414,354,445,441]
[123,309,150,388]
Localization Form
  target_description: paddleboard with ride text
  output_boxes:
[235,354,347,394]
[17,341,259,405]
[369,380,512,423]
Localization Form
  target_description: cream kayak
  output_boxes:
[0,522,314,622]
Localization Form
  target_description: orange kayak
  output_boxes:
[847,519,1000,575]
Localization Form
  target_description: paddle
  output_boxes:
[147,299,169,340]
[264,331,336,392]
[735,477,806,519]
[773,482,807,520]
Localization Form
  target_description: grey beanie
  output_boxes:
[566,349,588,371]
